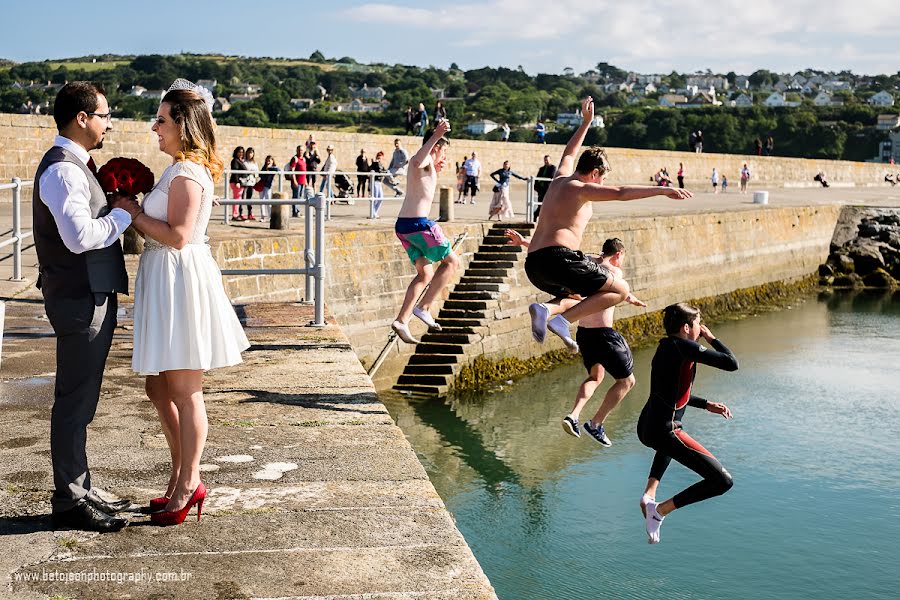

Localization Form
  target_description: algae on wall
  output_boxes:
[453,275,818,392]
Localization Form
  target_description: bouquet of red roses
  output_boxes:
[97,157,155,196]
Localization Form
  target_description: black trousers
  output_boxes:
[43,292,117,512]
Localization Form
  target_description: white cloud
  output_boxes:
[346,0,900,74]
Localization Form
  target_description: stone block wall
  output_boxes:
[1,113,893,192]
[210,204,842,390]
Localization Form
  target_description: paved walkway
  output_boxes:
[0,297,496,599]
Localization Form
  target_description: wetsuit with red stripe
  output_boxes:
[637,336,739,508]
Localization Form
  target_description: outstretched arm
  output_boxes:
[556,97,594,178]
[410,119,451,169]
[583,183,693,202]
[504,229,529,247]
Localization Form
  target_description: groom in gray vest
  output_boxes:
[34,82,141,532]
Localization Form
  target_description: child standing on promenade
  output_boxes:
[637,303,738,544]
[525,97,692,352]
[391,120,460,344]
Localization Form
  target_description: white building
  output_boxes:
[466,119,499,135]
[229,93,260,104]
[813,91,842,107]
[556,111,604,127]
[197,79,217,93]
[763,92,800,107]
[659,94,688,108]
[141,90,165,100]
[876,114,900,131]
[128,85,147,96]
[734,76,750,90]
[290,98,315,110]
[350,84,387,101]
[868,91,895,107]
[732,93,754,107]
[686,75,729,91]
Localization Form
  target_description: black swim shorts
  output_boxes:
[524,246,612,299]
[576,327,634,379]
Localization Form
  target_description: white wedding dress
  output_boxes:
[132,159,250,375]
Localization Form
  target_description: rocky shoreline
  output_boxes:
[820,207,900,288]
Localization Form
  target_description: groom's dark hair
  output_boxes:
[53,82,106,130]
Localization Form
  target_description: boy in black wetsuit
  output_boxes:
[638,302,738,544]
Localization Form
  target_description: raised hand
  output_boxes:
[699,324,716,342]
[581,96,594,125]
[435,118,451,136]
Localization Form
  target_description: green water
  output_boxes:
[382,291,900,600]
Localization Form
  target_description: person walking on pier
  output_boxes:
[35,82,135,532]
[525,97,692,352]
[488,160,527,220]
[391,119,460,344]
[129,80,249,525]
[740,163,751,193]
[638,303,738,544]
[386,138,409,196]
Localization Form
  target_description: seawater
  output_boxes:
[382,291,900,600]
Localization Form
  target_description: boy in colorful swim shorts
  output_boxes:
[391,119,460,344]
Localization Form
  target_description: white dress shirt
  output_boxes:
[39,135,132,254]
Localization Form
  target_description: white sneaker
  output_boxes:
[413,307,442,330]
[548,315,579,353]
[645,500,664,544]
[528,303,550,343]
[391,321,420,344]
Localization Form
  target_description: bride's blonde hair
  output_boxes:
[161,88,224,182]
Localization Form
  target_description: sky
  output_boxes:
[2,0,899,76]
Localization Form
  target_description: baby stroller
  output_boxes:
[333,173,355,203]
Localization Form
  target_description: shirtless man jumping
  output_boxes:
[391,119,459,344]
[525,97,692,351]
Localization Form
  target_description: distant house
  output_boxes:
[801,83,818,95]
[633,82,657,95]
[876,114,900,131]
[821,80,852,92]
[466,119,499,135]
[773,80,789,93]
[128,85,147,97]
[290,98,315,110]
[732,93,753,107]
[813,91,842,107]
[659,94,688,108]
[868,91,895,107]
[229,93,260,104]
[236,83,261,95]
[213,97,231,113]
[686,75,728,90]
[734,75,750,90]
[332,98,388,113]
[678,91,721,108]
[431,87,446,99]
[556,111,604,128]
[350,84,386,101]
[763,92,799,107]
[141,90,165,100]
[315,85,328,100]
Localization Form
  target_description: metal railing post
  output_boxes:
[277,170,284,195]
[313,192,326,327]
[368,172,375,219]
[11,177,23,281]
[304,195,313,303]
[526,176,535,224]
[223,168,230,223]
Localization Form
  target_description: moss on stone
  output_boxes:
[452,275,818,393]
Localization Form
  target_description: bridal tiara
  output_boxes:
[166,78,215,114]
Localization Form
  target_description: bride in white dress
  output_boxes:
[129,81,249,525]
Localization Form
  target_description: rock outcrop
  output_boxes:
[821,208,900,288]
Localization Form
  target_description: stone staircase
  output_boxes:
[393,222,534,396]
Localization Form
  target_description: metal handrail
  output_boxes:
[218,192,327,327]
[0,178,35,281]
[525,175,553,224]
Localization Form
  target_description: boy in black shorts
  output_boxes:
[561,238,644,446]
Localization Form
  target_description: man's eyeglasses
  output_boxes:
[86,112,112,122]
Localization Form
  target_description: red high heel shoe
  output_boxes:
[149,496,170,511]
[150,482,206,526]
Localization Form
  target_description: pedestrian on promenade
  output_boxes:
[740,163,750,193]
[370,150,387,217]
[320,144,337,197]
[677,162,685,188]
[711,168,719,193]
[356,148,370,197]
[287,145,307,217]
[434,100,447,122]
[536,120,546,143]
[129,80,249,526]
[455,157,467,203]
[488,160,527,220]
[304,141,320,192]
[305,134,316,153]
[638,303,738,544]
[391,119,459,344]
[501,122,511,142]
[34,81,134,532]
[417,102,428,136]
[534,154,557,219]
[721,175,728,193]
[525,97,692,352]
[229,146,246,221]
[754,137,762,156]
[404,105,415,135]
[257,154,277,221]
[695,130,704,153]
[463,151,482,204]
[386,138,409,196]
[241,147,260,221]
[765,135,774,156]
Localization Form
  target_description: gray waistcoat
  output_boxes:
[33,146,128,297]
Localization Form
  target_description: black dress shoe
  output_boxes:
[86,490,132,514]
[51,501,128,532]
